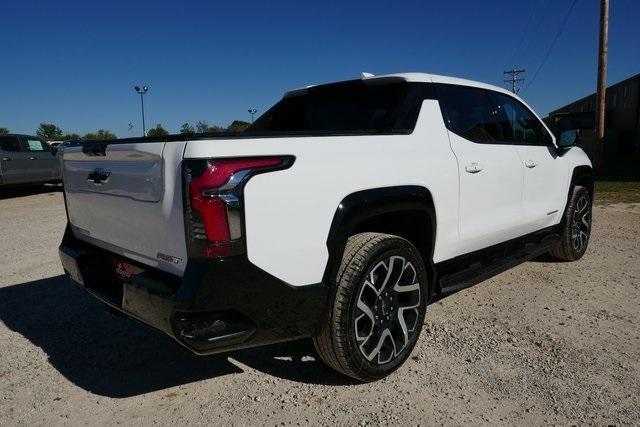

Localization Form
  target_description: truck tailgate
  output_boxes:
[63,142,188,275]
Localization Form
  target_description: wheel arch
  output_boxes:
[323,185,437,286]
[559,165,594,228]
[570,165,594,198]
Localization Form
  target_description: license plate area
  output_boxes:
[112,258,144,284]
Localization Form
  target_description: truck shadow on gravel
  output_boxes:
[0,275,352,398]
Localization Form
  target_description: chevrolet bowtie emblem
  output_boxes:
[87,168,111,185]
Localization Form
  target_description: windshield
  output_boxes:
[246,80,420,135]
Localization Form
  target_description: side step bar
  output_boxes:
[435,228,561,299]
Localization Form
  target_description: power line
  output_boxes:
[522,0,579,94]
[505,0,541,68]
[504,69,526,93]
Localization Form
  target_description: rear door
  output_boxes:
[21,137,60,181]
[437,84,525,255]
[488,91,568,232]
[0,135,36,184]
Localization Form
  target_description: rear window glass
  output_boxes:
[246,81,420,134]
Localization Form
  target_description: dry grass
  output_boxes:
[594,181,640,205]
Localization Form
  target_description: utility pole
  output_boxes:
[594,0,609,173]
[504,69,525,94]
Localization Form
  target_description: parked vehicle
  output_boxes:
[0,134,61,187]
[58,73,593,381]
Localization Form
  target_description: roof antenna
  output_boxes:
[361,72,375,79]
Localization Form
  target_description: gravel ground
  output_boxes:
[1,186,639,425]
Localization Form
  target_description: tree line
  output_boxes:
[0,120,252,140]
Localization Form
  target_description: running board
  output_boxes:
[435,228,561,298]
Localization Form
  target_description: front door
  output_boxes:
[20,137,59,182]
[488,91,569,232]
[437,84,525,256]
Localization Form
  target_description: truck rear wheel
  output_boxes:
[549,185,592,261]
[313,232,429,381]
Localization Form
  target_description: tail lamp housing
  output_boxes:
[183,156,293,258]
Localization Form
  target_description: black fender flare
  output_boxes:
[559,165,594,228]
[322,185,437,286]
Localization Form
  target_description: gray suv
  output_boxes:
[0,134,61,187]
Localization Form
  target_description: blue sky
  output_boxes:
[1,0,639,137]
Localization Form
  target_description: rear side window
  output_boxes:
[0,136,21,152]
[246,81,428,135]
[488,91,552,146]
[437,85,502,143]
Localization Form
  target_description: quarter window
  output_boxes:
[489,92,552,146]
[437,85,502,143]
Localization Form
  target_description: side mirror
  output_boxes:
[558,129,579,149]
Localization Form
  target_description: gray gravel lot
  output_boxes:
[1,187,639,425]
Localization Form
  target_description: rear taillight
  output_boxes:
[184,156,292,258]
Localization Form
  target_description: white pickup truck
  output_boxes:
[59,72,593,381]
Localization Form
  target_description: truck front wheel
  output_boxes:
[313,232,429,381]
[549,185,592,261]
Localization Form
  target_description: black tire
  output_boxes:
[313,232,429,381]
[549,185,592,261]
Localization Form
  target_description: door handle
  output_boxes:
[1,157,10,161]
[524,160,537,168]
[29,156,38,160]
[465,162,483,174]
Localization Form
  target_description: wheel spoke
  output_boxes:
[368,261,389,294]
[579,231,588,249]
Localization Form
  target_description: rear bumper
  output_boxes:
[59,225,329,355]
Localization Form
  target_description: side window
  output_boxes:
[24,138,48,152]
[488,92,552,146]
[0,136,22,152]
[437,85,502,143]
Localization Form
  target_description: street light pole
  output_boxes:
[134,86,149,136]
[248,108,257,123]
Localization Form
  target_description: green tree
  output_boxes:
[147,124,169,137]
[195,120,209,134]
[61,133,81,141]
[36,123,63,140]
[84,129,117,140]
[180,122,195,135]
[227,120,250,133]
[207,125,226,133]
[0,127,9,134]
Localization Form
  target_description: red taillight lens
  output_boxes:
[186,157,287,258]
